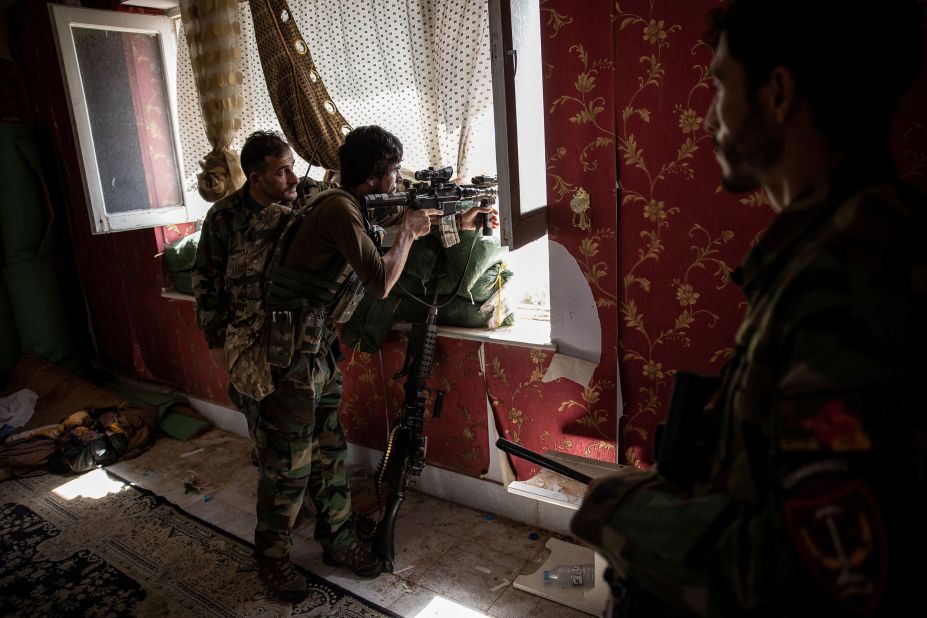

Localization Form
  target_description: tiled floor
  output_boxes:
[106,427,590,617]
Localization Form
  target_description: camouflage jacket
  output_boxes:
[192,181,331,400]
[572,157,927,617]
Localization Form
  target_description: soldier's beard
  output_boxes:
[717,107,783,194]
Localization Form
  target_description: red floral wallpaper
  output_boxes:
[612,0,770,466]
[340,337,490,476]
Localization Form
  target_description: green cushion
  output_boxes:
[164,231,201,273]
[172,270,194,295]
[158,409,212,441]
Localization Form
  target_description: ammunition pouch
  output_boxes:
[329,272,365,323]
[263,262,338,366]
[298,307,327,355]
[266,310,297,368]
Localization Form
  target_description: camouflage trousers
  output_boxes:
[229,346,353,560]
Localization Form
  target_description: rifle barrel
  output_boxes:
[495,438,592,485]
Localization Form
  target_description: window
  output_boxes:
[488,0,548,251]
[173,0,551,322]
[49,4,206,234]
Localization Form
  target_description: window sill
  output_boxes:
[160,289,554,350]
[392,319,554,350]
[505,451,627,510]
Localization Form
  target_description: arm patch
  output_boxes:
[784,480,887,616]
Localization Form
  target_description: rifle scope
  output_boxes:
[414,166,453,182]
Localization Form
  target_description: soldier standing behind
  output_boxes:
[572,1,926,616]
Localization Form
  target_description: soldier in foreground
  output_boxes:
[572,1,926,616]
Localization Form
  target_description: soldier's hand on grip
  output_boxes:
[403,208,442,239]
[460,205,499,232]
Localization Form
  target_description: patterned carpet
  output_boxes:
[0,470,400,617]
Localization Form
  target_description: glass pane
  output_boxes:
[71,26,182,215]
[511,0,546,215]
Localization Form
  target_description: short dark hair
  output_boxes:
[705,0,923,151]
[338,125,403,189]
[240,130,291,176]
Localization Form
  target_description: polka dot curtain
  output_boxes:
[293,0,496,179]
[175,0,495,194]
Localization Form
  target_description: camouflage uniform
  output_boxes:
[192,181,356,560]
[573,157,927,617]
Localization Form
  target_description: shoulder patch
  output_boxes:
[779,397,872,452]
[784,480,887,616]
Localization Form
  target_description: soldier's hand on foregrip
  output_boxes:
[460,205,499,232]
[402,208,443,239]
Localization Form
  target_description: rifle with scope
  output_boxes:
[362,165,497,236]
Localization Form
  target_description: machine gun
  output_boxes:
[358,253,449,572]
[361,165,497,237]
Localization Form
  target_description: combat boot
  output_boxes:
[256,555,308,602]
[322,541,383,578]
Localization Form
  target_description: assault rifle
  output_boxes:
[360,253,448,572]
[361,165,497,237]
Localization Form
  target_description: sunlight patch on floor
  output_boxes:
[412,595,488,617]
[52,468,126,500]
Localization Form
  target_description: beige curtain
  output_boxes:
[179,0,246,202]
[248,0,352,171]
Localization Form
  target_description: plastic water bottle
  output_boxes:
[543,564,595,587]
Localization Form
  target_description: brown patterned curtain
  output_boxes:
[248,0,352,171]
[179,0,246,202]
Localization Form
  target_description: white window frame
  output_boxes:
[49,4,207,235]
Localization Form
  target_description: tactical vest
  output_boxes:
[224,201,292,402]
[228,189,379,401]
